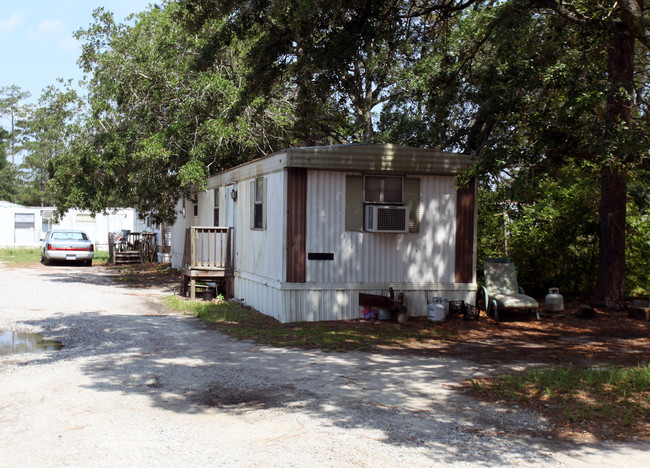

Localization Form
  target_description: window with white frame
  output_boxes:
[213,188,220,226]
[250,177,266,230]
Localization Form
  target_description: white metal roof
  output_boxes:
[207,143,473,189]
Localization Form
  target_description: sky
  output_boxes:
[0,1,154,104]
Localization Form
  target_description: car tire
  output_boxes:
[85,259,92,267]
[41,255,50,265]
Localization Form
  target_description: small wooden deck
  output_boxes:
[180,226,234,299]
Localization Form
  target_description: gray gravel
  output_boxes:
[0,263,648,467]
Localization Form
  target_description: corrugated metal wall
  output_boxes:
[235,171,285,282]
[304,171,457,284]
[191,168,476,323]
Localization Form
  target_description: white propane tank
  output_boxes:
[427,296,448,322]
[545,287,564,312]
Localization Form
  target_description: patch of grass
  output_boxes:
[0,247,110,265]
[470,363,650,433]
[163,295,456,352]
[0,247,41,264]
[94,251,110,264]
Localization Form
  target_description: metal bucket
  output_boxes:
[202,288,215,301]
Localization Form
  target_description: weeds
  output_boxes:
[0,247,41,264]
[163,295,456,352]
[0,247,109,265]
[470,363,650,432]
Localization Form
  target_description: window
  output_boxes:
[76,213,94,223]
[193,202,199,217]
[364,176,403,204]
[345,175,420,233]
[14,213,35,229]
[250,177,266,230]
[52,231,88,241]
[213,188,220,226]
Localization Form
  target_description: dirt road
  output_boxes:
[0,263,648,467]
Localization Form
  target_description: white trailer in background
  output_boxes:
[0,201,147,251]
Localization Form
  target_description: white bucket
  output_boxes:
[378,308,392,320]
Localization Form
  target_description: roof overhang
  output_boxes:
[207,143,473,189]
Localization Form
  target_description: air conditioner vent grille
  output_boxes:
[365,205,409,233]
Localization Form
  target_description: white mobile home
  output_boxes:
[0,201,144,251]
[172,143,477,323]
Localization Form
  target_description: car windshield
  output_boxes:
[51,232,88,241]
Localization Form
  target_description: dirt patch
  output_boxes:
[47,261,650,443]
[101,262,181,289]
[391,308,650,366]
[407,309,650,444]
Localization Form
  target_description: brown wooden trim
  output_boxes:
[286,168,307,283]
[455,178,476,283]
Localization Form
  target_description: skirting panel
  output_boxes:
[234,274,476,323]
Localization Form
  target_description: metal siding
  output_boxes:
[305,171,456,285]
[234,281,476,323]
[236,172,285,282]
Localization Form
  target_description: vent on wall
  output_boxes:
[364,205,409,233]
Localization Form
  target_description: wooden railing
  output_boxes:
[108,231,158,264]
[182,226,232,270]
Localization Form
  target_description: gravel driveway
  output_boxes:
[0,263,648,467]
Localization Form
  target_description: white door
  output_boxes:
[224,185,237,269]
[14,213,36,246]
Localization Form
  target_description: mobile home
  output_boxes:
[172,143,477,322]
[0,201,144,251]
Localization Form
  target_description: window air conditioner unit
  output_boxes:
[364,205,409,233]
[42,210,54,221]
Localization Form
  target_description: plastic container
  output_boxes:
[378,308,392,320]
[545,287,564,312]
[396,309,408,324]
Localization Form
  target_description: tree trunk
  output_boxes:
[594,166,627,307]
[593,24,635,308]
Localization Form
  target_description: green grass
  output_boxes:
[0,247,41,264]
[163,295,455,352]
[0,247,110,265]
[93,251,110,264]
[470,363,650,428]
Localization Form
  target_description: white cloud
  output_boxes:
[37,18,66,35]
[0,11,26,33]
[27,18,71,45]
[58,35,79,53]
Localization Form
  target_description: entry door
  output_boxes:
[224,185,237,268]
[14,213,35,246]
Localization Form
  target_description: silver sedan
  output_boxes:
[41,230,94,266]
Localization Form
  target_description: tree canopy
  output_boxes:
[2,0,648,302]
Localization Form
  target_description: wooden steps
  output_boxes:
[114,250,142,264]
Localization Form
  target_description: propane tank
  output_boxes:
[427,296,448,322]
[545,287,564,312]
